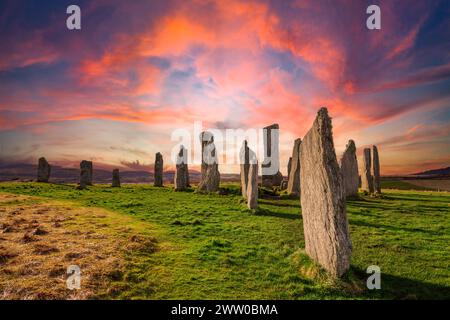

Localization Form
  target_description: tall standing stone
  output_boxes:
[80,160,93,189]
[174,145,189,191]
[112,169,121,187]
[361,148,374,193]
[246,149,258,210]
[372,145,381,194]
[262,124,283,188]
[154,152,164,187]
[287,138,302,195]
[198,131,220,192]
[37,157,51,183]
[287,157,292,182]
[340,140,359,197]
[239,140,250,199]
[299,108,352,277]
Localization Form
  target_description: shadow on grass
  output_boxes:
[259,199,300,208]
[254,207,301,220]
[345,266,450,300]
[349,219,442,236]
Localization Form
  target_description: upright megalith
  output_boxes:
[287,157,292,182]
[361,148,374,193]
[262,124,283,188]
[198,131,220,192]
[372,145,381,194]
[112,169,121,187]
[287,138,302,195]
[174,145,189,191]
[37,157,51,183]
[246,148,258,210]
[340,140,359,197]
[299,108,352,277]
[79,160,93,189]
[154,152,164,187]
[239,140,250,199]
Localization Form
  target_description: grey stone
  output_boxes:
[339,140,359,197]
[280,180,288,190]
[246,149,258,209]
[287,138,302,195]
[299,107,352,277]
[79,160,93,189]
[239,140,250,199]
[261,123,283,188]
[287,157,292,182]
[154,152,163,187]
[112,169,121,187]
[361,148,374,193]
[198,131,220,192]
[37,157,51,183]
[174,145,189,191]
[372,145,381,194]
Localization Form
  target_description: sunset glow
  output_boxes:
[1,0,449,175]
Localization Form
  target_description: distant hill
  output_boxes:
[412,166,450,177]
[0,162,243,184]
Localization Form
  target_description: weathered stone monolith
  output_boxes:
[299,107,352,277]
[239,140,250,199]
[246,149,258,209]
[37,157,51,182]
[198,131,220,192]
[372,145,381,194]
[262,124,283,188]
[79,160,93,189]
[340,140,359,197]
[287,138,302,195]
[154,152,163,187]
[287,157,292,182]
[174,145,189,191]
[112,169,121,187]
[361,148,373,193]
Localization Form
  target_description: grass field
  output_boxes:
[0,182,449,300]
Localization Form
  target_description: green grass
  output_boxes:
[0,182,449,300]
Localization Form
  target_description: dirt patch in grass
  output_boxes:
[0,193,158,300]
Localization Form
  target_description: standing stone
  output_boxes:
[239,140,250,199]
[37,157,51,183]
[174,145,189,191]
[287,138,302,195]
[198,131,220,192]
[361,148,374,193]
[79,160,93,189]
[112,169,121,187]
[262,124,283,188]
[154,152,163,187]
[339,140,359,197]
[372,145,381,194]
[246,149,258,209]
[299,108,352,277]
[287,157,292,182]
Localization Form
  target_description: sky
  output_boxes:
[0,0,449,175]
